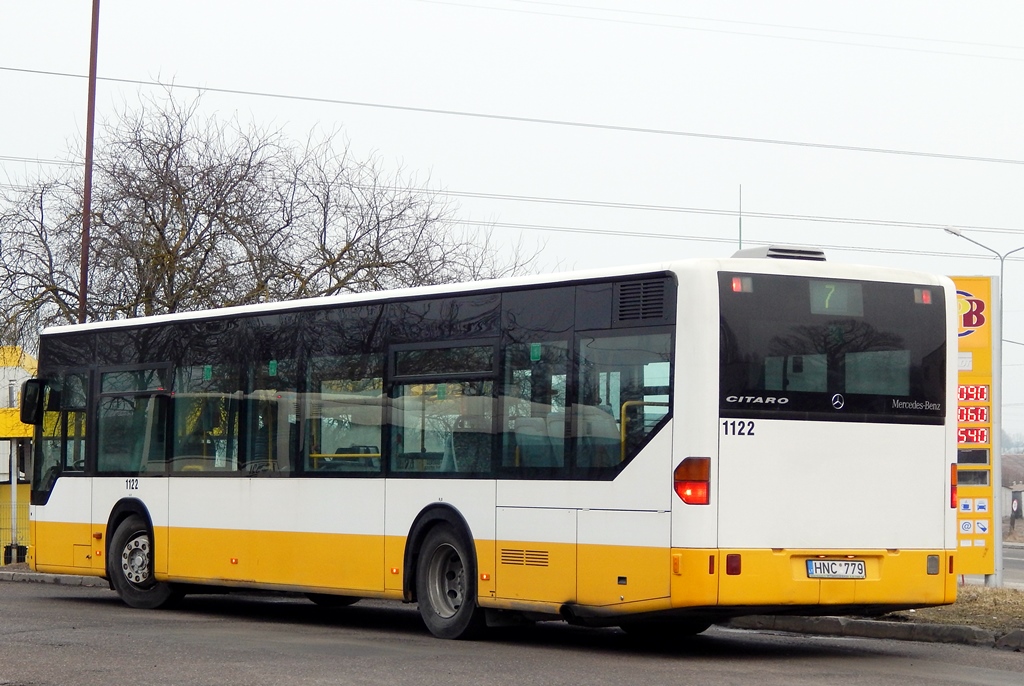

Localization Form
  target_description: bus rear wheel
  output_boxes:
[108,515,180,609]
[415,525,485,639]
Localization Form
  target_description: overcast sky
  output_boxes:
[3,0,1024,434]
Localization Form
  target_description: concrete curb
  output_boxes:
[1,569,1021,650]
[0,570,107,588]
[726,615,1024,651]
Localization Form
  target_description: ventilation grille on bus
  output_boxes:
[616,280,667,322]
[500,549,550,567]
[731,245,826,261]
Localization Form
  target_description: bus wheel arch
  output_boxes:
[105,502,180,609]
[404,504,485,639]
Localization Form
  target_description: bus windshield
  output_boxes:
[718,272,946,423]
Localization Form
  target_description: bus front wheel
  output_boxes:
[108,515,180,609]
[415,525,485,639]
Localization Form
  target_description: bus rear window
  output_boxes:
[719,273,945,423]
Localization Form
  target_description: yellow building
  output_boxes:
[1,347,37,564]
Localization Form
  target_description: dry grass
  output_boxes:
[884,584,1024,634]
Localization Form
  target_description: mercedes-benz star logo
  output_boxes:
[831,394,845,410]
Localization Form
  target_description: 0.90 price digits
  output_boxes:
[958,385,989,402]
[958,406,990,423]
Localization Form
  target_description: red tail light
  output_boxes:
[674,457,710,505]
[950,464,958,509]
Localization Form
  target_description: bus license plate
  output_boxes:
[806,559,866,579]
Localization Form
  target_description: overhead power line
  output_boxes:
[3,65,1024,166]
[459,218,1024,262]
[505,0,1024,52]
[431,187,1024,236]
[0,154,77,166]
[4,162,1024,238]
[416,0,1024,63]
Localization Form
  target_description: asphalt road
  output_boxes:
[964,543,1024,587]
[0,581,1021,686]
[1004,544,1024,577]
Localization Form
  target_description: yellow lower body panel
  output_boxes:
[670,549,720,608]
[31,520,107,576]
[165,527,388,594]
[30,518,956,617]
[712,548,956,610]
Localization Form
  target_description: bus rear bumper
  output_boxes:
[673,547,957,611]
[557,547,957,627]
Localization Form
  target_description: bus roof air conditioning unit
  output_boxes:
[731,245,826,261]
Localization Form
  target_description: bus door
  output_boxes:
[30,371,95,571]
[95,367,172,576]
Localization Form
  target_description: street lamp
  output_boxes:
[944,226,1024,588]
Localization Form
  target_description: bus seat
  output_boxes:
[451,415,490,473]
[545,413,567,467]
[514,417,555,468]
[578,405,621,468]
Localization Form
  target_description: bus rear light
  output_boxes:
[950,464,958,509]
[726,554,741,575]
[676,481,709,504]
[731,276,753,293]
[674,457,710,505]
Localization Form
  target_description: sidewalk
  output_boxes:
[1,564,1021,651]
[0,566,106,588]
[725,615,1024,651]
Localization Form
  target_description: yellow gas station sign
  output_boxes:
[952,276,995,575]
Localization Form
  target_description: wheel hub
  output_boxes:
[121,534,151,585]
[426,543,465,618]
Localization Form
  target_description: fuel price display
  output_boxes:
[957,427,989,445]
[958,384,989,402]
[958,406,990,423]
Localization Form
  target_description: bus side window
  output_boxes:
[172,366,241,473]
[96,394,168,475]
[34,376,84,494]
[574,332,672,472]
[501,341,568,473]
[304,354,384,475]
[246,392,297,474]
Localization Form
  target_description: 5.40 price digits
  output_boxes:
[957,427,989,444]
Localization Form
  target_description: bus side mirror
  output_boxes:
[20,379,44,426]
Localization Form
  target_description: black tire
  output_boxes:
[306,593,360,608]
[108,514,180,609]
[415,525,485,639]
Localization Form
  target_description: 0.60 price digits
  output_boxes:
[958,406,989,423]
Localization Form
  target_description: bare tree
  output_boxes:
[0,92,538,348]
[282,136,531,297]
[0,174,84,344]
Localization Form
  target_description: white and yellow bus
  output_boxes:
[21,247,959,639]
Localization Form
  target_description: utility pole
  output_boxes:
[8,383,16,561]
[79,0,100,324]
